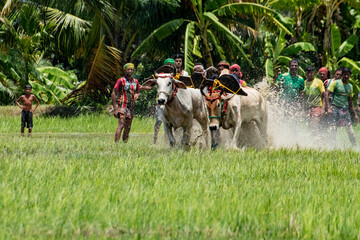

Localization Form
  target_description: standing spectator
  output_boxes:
[324,68,342,89]
[111,63,149,143]
[229,64,247,87]
[15,84,40,137]
[318,67,329,83]
[173,54,189,77]
[274,59,304,108]
[325,67,359,146]
[302,66,325,128]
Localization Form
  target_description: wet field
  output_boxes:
[1,107,360,238]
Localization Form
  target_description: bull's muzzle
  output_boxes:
[157,98,165,105]
[209,125,218,131]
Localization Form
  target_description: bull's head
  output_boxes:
[143,73,187,106]
[202,87,233,131]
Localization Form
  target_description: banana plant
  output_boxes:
[132,0,292,72]
[327,23,359,73]
[29,66,76,104]
[264,30,316,83]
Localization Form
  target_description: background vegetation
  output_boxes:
[1,0,360,113]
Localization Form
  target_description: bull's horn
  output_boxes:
[174,79,187,89]
[238,88,248,96]
[142,79,157,87]
[200,85,208,96]
[221,93,234,101]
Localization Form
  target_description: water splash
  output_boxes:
[254,78,357,150]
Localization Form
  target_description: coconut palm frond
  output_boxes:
[203,12,252,66]
[46,7,91,32]
[64,35,122,104]
[214,2,292,36]
[206,29,225,60]
[131,18,184,59]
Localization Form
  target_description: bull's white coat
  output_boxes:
[206,87,268,149]
[145,75,209,147]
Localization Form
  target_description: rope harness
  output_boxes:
[205,87,230,119]
[205,77,241,119]
[212,79,242,95]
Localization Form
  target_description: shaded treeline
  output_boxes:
[0,0,359,112]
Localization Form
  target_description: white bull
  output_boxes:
[144,73,209,147]
[203,87,268,149]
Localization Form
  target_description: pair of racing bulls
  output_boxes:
[143,66,268,149]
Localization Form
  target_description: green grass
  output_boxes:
[0,106,155,134]
[1,107,360,239]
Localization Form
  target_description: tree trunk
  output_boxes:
[322,6,331,66]
[322,0,343,66]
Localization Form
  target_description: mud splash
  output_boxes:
[254,78,357,150]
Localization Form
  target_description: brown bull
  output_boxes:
[204,87,268,149]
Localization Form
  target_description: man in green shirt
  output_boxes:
[274,59,305,106]
[325,67,359,146]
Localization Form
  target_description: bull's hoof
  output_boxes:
[182,144,191,151]
[211,143,219,150]
[170,141,175,147]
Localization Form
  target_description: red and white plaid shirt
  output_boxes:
[114,77,140,109]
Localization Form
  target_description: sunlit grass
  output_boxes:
[1,106,360,239]
[0,106,155,134]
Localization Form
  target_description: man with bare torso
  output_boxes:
[15,85,40,136]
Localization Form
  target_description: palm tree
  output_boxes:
[0,1,79,104]
[39,0,122,103]
[132,0,292,72]
[44,0,177,103]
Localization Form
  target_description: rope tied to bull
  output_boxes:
[205,90,233,119]
[212,79,242,96]
[167,86,178,104]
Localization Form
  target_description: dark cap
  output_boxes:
[173,53,184,60]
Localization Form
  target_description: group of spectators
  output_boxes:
[273,59,358,147]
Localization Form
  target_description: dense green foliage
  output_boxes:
[1,110,360,238]
[1,0,360,109]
